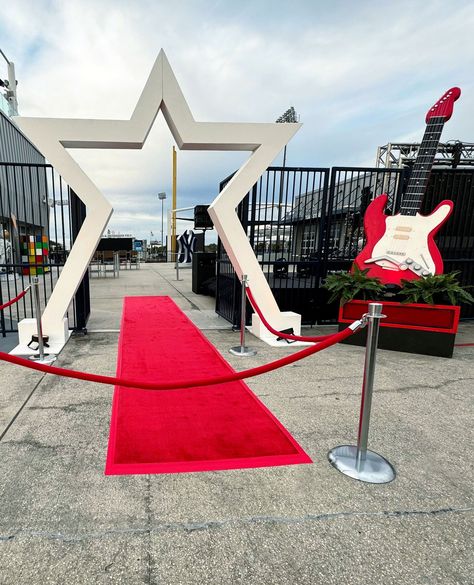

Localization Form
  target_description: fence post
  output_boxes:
[0,285,6,338]
[327,302,395,483]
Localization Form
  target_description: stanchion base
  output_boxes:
[328,445,395,484]
[229,346,257,357]
[29,354,57,365]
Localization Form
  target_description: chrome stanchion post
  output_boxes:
[229,274,256,357]
[356,302,382,471]
[30,277,56,365]
[328,302,395,484]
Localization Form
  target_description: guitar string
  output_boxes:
[388,117,444,259]
[400,119,445,215]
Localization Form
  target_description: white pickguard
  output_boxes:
[368,204,451,274]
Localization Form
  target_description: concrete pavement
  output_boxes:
[0,263,472,584]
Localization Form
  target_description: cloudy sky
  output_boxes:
[1,0,474,242]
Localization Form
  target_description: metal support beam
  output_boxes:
[376,141,474,168]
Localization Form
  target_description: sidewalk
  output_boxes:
[0,263,472,584]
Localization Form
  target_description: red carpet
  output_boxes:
[105,296,311,475]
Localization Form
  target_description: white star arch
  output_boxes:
[14,50,303,347]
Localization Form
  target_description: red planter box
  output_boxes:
[338,300,460,358]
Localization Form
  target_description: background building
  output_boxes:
[0,109,50,276]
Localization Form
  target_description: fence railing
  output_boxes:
[216,166,474,325]
[0,163,88,336]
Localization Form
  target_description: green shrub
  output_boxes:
[398,272,474,305]
[323,265,385,304]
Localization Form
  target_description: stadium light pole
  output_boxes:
[276,107,299,167]
[275,107,299,254]
[158,192,167,258]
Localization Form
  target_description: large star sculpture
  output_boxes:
[15,50,302,344]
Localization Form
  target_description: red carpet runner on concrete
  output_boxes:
[105,297,312,475]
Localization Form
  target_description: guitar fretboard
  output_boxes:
[400,116,445,216]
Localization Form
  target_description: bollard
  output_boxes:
[229,275,256,357]
[29,277,56,365]
[327,302,395,483]
[175,253,182,281]
[114,252,120,277]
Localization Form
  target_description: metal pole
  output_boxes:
[0,50,19,116]
[33,277,45,361]
[328,302,395,483]
[171,146,177,259]
[161,198,164,258]
[7,61,18,116]
[0,285,6,338]
[175,252,182,281]
[229,275,256,357]
[30,277,56,364]
[356,302,382,470]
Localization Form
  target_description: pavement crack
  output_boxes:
[289,395,313,400]
[183,521,222,533]
[376,376,474,396]
[2,438,63,452]
[0,374,46,442]
[103,549,121,573]
[1,506,471,543]
[144,475,155,585]
[289,376,474,400]
[27,400,104,413]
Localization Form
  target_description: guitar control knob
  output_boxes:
[422,270,430,277]
[400,264,408,271]
[414,264,421,270]
[405,259,413,265]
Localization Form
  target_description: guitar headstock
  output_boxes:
[426,87,461,123]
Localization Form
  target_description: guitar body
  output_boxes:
[351,87,460,286]
[354,194,453,285]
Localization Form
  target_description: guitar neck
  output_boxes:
[400,116,445,216]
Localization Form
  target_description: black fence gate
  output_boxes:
[216,165,474,326]
[0,163,89,337]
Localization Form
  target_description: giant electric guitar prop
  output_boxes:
[354,87,461,285]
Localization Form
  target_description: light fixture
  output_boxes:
[158,192,167,252]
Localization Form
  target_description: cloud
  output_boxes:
[1,0,474,240]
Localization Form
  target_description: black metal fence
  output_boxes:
[423,169,474,310]
[0,163,88,336]
[216,166,474,326]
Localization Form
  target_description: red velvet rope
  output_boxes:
[246,288,333,343]
[0,287,30,311]
[0,325,356,391]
